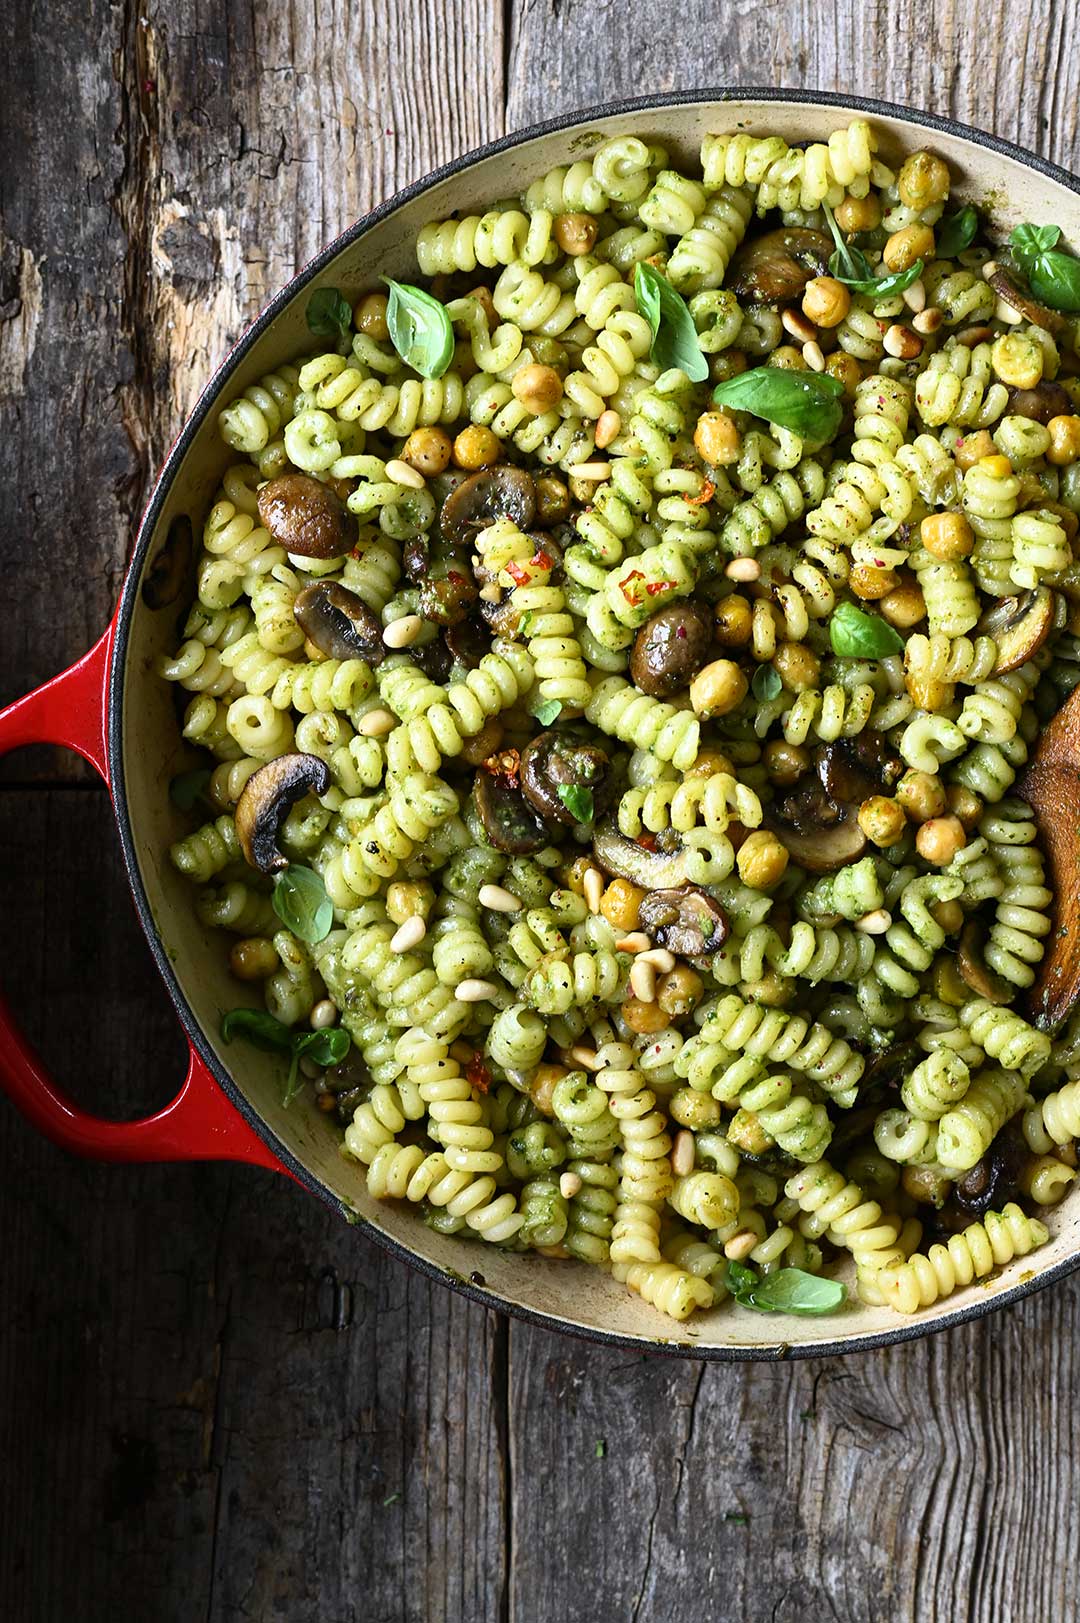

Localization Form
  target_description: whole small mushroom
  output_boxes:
[1007,381,1072,423]
[729,227,834,305]
[235,753,331,874]
[440,465,536,549]
[520,731,612,826]
[474,768,552,854]
[630,601,716,697]
[638,887,729,957]
[976,587,1055,674]
[293,581,385,664]
[257,473,358,558]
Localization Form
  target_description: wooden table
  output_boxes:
[4,4,1080,1618]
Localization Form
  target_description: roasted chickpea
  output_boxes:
[768,344,808,370]
[763,739,811,786]
[1046,414,1080,465]
[669,1087,722,1131]
[386,880,436,925]
[849,563,899,600]
[916,815,967,865]
[931,898,965,934]
[945,784,984,829]
[879,581,927,629]
[657,964,705,1018]
[736,830,790,890]
[773,641,821,693]
[802,275,851,328]
[896,769,947,823]
[511,363,564,415]
[978,453,1013,478]
[689,659,749,718]
[452,424,500,470]
[622,995,671,1036]
[835,193,881,233]
[685,747,736,781]
[991,332,1044,391]
[727,1109,773,1155]
[600,878,645,932]
[714,593,753,647]
[563,854,594,897]
[897,151,951,210]
[952,429,997,470]
[710,349,748,383]
[906,669,953,713]
[920,510,974,561]
[858,795,907,848]
[401,426,453,477]
[883,223,935,273]
[229,937,279,981]
[533,474,570,527]
[824,350,862,397]
[554,212,599,256]
[693,409,741,465]
[530,1062,569,1116]
[354,291,389,340]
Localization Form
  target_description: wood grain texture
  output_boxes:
[6,1,1080,1620]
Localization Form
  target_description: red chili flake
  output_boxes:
[447,570,468,586]
[873,557,886,568]
[686,480,716,508]
[676,625,687,640]
[505,559,531,586]
[531,548,553,572]
[466,1054,492,1093]
[637,834,658,852]
[482,747,521,782]
[645,579,678,596]
[620,569,645,604]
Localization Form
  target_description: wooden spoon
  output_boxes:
[1015,679,1080,1028]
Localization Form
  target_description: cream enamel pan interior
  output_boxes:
[116,91,1080,1358]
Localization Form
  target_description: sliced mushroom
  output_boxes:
[629,601,716,697]
[474,770,551,854]
[956,921,1014,1005]
[638,886,729,956]
[951,1126,1027,1217]
[478,590,521,637]
[440,466,536,549]
[1006,381,1072,423]
[989,265,1066,334]
[729,227,833,305]
[766,778,867,873]
[235,753,331,874]
[520,732,612,826]
[418,561,479,626]
[976,586,1055,674]
[816,733,904,803]
[293,581,385,664]
[256,473,358,558]
[592,820,690,889]
[445,613,492,669]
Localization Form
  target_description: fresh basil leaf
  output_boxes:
[936,205,979,259]
[743,1268,847,1316]
[1011,223,1061,263]
[273,865,334,943]
[822,200,873,283]
[751,664,782,701]
[384,278,454,379]
[169,768,213,811]
[712,367,844,441]
[306,287,354,341]
[723,1259,760,1300]
[843,259,925,299]
[293,1028,351,1069]
[531,697,562,726]
[633,262,709,383]
[829,601,904,659]
[1027,249,1080,313]
[221,1008,293,1052]
[558,783,595,825]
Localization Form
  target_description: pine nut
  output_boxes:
[723,1229,760,1261]
[782,308,817,344]
[993,297,1024,325]
[478,583,503,603]
[615,932,651,954]
[456,978,499,1003]
[570,461,612,481]
[594,409,621,449]
[802,340,825,372]
[638,947,676,974]
[391,916,427,952]
[981,259,999,281]
[902,278,927,312]
[913,307,942,335]
[310,998,338,1030]
[478,883,521,913]
[725,557,761,582]
[855,908,893,935]
[382,614,424,649]
[583,866,605,913]
[883,323,923,359]
[569,1045,601,1071]
[559,1171,583,1199]
[672,1129,695,1177]
[629,959,657,1002]
[385,457,426,489]
[358,708,397,736]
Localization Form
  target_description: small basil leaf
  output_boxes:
[723,1259,760,1300]
[531,697,563,726]
[273,865,334,943]
[712,367,844,440]
[1027,250,1080,313]
[633,262,709,383]
[292,1027,351,1069]
[842,259,925,299]
[936,205,979,259]
[169,768,213,811]
[558,783,595,825]
[384,278,454,379]
[221,1008,294,1052]
[751,664,782,701]
[306,287,354,341]
[822,201,873,283]
[1011,223,1061,263]
[829,601,904,659]
[743,1268,847,1316]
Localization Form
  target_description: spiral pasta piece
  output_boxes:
[875,1205,1048,1314]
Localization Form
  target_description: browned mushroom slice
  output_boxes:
[975,587,1055,674]
[257,473,358,558]
[592,821,690,889]
[629,601,716,698]
[988,266,1066,334]
[1006,381,1072,423]
[816,733,904,803]
[235,753,331,874]
[474,770,551,854]
[766,778,867,873]
[956,922,1014,1005]
[441,466,536,549]
[729,228,833,305]
[520,732,612,826]
[445,613,492,669]
[638,887,729,956]
[293,581,385,664]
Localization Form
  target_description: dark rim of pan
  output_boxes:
[107,86,1080,1360]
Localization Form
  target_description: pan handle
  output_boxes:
[0,624,285,1171]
